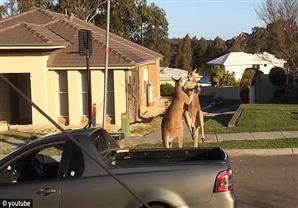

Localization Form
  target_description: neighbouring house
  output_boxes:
[160,67,201,86]
[198,75,212,87]
[0,8,162,127]
[160,67,188,86]
[207,52,286,80]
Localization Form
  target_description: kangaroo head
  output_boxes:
[183,70,200,92]
[172,77,184,91]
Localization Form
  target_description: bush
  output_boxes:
[240,68,258,103]
[160,83,175,96]
[269,67,286,86]
[211,65,238,86]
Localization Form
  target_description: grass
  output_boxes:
[131,104,298,136]
[203,100,240,112]
[204,104,298,133]
[135,138,298,149]
[0,130,41,140]
[131,116,162,136]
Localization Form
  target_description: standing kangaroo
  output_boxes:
[183,71,205,147]
[161,77,194,148]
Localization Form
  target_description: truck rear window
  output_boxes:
[91,130,119,153]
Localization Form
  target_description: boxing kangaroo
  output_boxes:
[161,77,195,148]
[183,71,205,147]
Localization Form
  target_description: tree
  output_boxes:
[269,67,287,86]
[256,0,298,72]
[212,65,238,86]
[0,0,19,17]
[207,36,227,61]
[239,68,259,102]
[226,34,247,52]
[192,37,209,73]
[17,0,54,12]
[95,0,171,66]
[176,34,193,71]
[168,38,180,68]
[246,27,269,53]
[212,65,224,86]
[58,0,104,22]
[95,0,136,39]
[138,2,171,66]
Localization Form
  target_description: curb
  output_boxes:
[226,148,298,157]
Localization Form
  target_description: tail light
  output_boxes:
[214,169,233,192]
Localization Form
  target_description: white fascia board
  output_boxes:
[48,66,136,70]
[0,46,66,49]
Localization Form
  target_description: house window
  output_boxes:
[107,70,115,123]
[81,71,88,116]
[57,71,69,118]
[252,64,260,69]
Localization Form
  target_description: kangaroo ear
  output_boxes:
[193,68,197,73]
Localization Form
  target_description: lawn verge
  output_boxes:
[134,138,298,149]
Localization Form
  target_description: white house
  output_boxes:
[207,52,286,80]
[160,67,202,86]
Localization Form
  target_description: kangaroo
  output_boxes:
[183,71,205,147]
[161,77,194,148]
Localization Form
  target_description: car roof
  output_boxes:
[34,127,101,143]
[0,128,102,166]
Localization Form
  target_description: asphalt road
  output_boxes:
[231,155,298,208]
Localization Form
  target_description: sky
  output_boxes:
[0,0,266,40]
[147,0,266,40]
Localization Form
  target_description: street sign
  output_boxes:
[78,29,92,57]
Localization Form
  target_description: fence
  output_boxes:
[200,86,241,100]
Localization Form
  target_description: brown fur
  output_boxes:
[183,71,205,147]
[161,78,193,148]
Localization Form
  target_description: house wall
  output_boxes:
[148,59,161,99]
[91,70,104,126]
[225,65,253,80]
[225,63,274,80]
[138,65,147,112]
[0,53,51,125]
[113,70,126,126]
[138,61,161,113]
[67,71,83,125]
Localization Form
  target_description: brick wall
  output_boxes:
[148,59,161,100]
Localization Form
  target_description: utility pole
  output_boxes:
[102,0,110,129]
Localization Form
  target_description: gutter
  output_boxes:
[0,46,66,49]
[48,66,136,70]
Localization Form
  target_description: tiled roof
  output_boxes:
[0,8,162,67]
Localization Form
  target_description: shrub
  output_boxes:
[211,65,238,86]
[269,67,286,86]
[160,83,175,96]
[240,68,258,103]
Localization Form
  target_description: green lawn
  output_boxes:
[204,104,298,133]
[131,116,162,136]
[0,130,40,140]
[135,138,298,149]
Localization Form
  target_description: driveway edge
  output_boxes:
[227,148,298,157]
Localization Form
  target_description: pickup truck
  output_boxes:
[0,128,236,208]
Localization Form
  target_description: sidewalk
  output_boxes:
[118,130,298,148]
